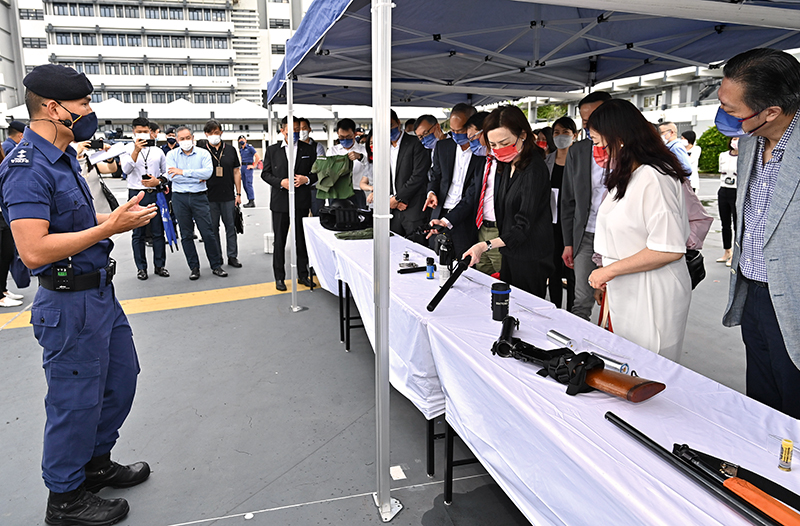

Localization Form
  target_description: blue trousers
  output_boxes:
[32,279,139,492]
[172,192,223,270]
[241,165,255,201]
[129,189,166,270]
[741,280,800,419]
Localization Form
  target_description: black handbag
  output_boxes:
[234,204,244,234]
[685,249,705,290]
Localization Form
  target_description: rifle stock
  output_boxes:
[723,478,800,525]
[585,368,666,403]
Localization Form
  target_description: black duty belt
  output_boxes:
[38,259,116,292]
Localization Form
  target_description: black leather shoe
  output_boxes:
[275,279,287,291]
[46,486,129,526]
[154,267,170,277]
[84,456,151,493]
[298,276,315,289]
[136,269,147,281]
[212,267,228,277]
[243,201,255,208]
[227,257,242,268]
[189,268,200,280]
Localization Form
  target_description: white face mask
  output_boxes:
[661,134,670,145]
[299,130,310,141]
[553,134,573,150]
[179,139,194,151]
[134,133,150,142]
[207,135,221,145]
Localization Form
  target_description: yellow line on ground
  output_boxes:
[0,279,318,331]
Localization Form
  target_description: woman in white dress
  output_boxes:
[586,100,692,362]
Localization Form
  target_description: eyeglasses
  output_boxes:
[417,123,435,139]
[467,130,483,142]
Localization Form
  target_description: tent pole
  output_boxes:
[372,0,402,521]
[286,67,305,313]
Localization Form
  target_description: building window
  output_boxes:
[122,91,131,103]
[102,34,117,46]
[91,92,102,103]
[190,37,204,49]
[56,33,71,45]
[82,33,97,46]
[105,63,119,75]
[130,63,144,75]
[271,44,285,54]
[116,6,124,17]
[125,6,139,18]
[107,91,123,101]
[152,92,167,103]
[20,9,45,20]
[149,64,164,76]
[208,93,217,104]
[169,8,183,20]
[214,37,228,49]
[22,38,47,49]
[171,36,185,48]
[269,19,290,29]
[192,65,206,76]
[194,92,208,104]
[215,65,230,76]
[132,92,147,103]
[145,7,159,19]
[70,4,77,16]
[99,5,115,17]
[74,63,84,73]
[78,4,94,17]
[174,64,188,76]
[174,91,189,101]
[73,33,81,45]
[188,9,202,20]
[204,9,211,21]
[53,3,68,15]
[218,92,231,104]
[147,35,161,47]
[127,35,142,47]
[84,62,99,74]
[212,10,226,21]
[206,37,213,48]
[164,64,172,75]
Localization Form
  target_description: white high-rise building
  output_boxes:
[9,0,314,107]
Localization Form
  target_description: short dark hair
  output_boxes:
[681,130,696,144]
[297,117,311,128]
[466,111,489,131]
[414,115,438,130]
[404,118,416,130]
[148,121,160,133]
[390,110,399,125]
[483,105,542,170]
[724,48,800,115]
[450,103,477,120]
[553,116,577,135]
[204,119,222,134]
[25,89,47,118]
[131,116,149,129]
[336,118,356,133]
[538,126,556,153]
[578,91,612,108]
[281,116,303,128]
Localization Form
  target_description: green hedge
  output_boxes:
[696,126,729,173]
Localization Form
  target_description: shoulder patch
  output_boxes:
[7,147,32,167]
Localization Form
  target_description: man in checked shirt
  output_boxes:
[719,48,800,418]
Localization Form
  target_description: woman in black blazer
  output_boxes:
[463,105,554,298]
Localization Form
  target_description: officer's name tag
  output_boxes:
[216,166,223,177]
[9,148,32,167]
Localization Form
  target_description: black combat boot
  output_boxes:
[84,453,151,493]
[45,485,129,526]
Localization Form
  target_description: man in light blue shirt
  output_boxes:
[166,126,227,280]
[658,122,692,176]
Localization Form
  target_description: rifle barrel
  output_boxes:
[426,256,470,312]
[605,412,780,526]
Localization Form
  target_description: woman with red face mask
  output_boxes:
[462,105,554,298]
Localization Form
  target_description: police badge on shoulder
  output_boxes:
[8,147,32,167]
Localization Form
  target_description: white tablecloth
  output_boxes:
[304,217,800,524]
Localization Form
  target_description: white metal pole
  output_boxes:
[286,70,304,312]
[371,0,401,522]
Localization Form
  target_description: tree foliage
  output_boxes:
[696,126,730,173]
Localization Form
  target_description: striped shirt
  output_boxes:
[740,112,799,282]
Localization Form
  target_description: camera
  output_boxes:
[88,139,104,149]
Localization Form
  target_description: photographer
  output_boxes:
[120,117,170,280]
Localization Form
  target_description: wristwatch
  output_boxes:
[485,240,493,250]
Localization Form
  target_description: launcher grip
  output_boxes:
[585,368,665,403]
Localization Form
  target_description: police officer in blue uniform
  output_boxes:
[0,64,158,526]
[238,135,259,208]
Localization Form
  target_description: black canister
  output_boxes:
[491,282,511,321]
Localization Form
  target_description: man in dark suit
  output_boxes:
[560,91,611,320]
[423,104,482,256]
[388,110,431,244]
[261,117,318,291]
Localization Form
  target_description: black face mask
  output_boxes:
[167,137,177,145]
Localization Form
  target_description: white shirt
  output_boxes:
[443,145,473,210]
[282,139,310,184]
[327,142,369,190]
[390,131,403,190]
[120,144,166,190]
[718,151,738,189]
[483,158,497,222]
[585,155,606,233]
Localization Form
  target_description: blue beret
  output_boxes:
[8,121,25,133]
[23,64,93,101]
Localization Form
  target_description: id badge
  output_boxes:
[216,166,223,177]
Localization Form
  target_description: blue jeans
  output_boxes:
[172,192,223,270]
[241,165,255,201]
[209,200,238,259]
[129,189,166,270]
